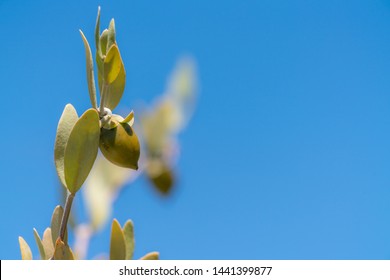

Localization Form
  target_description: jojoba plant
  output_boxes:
[18,7,157,260]
[18,7,197,260]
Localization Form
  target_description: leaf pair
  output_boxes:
[110,219,134,260]
[109,219,159,260]
[18,206,72,260]
[33,228,54,260]
[54,105,100,194]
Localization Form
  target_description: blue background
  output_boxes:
[1,0,390,259]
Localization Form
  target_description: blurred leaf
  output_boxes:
[110,219,126,260]
[84,171,111,230]
[53,239,74,260]
[80,30,98,109]
[105,61,125,110]
[107,19,116,51]
[33,228,46,260]
[138,58,197,197]
[51,206,63,245]
[73,224,93,260]
[123,220,135,260]
[18,237,32,260]
[140,252,159,260]
[54,104,78,188]
[140,100,179,155]
[139,58,197,158]
[64,109,100,194]
[103,44,122,84]
[84,155,135,230]
[168,57,196,103]
[42,228,54,260]
[166,58,197,132]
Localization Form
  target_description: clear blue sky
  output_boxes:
[1,0,390,259]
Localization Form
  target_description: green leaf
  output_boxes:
[104,58,126,110]
[123,220,135,260]
[110,219,126,260]
[103,44,122,84]
[121,111,134,126]
[18,236,32,260]
[97,29,108,61]
[96,30,108,92]
[140,251,160,260]
[50,206,63,245]
[95,6,102,59]
[107,19,116,51]
[42,228,54,260]
[33,228,46,260]
[80,30,98,109]
[99,29,109,57]
[53,239,75,260]
[54,104,78,188]
[64,109,100,194]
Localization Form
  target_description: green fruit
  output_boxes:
[146,160,174,195]
[99,123,140,169]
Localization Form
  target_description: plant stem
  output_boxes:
[99,82,107,118]
[59,192,75,242]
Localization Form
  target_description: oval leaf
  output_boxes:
[105,60,125,110]
[42,228,54,260]
[97,29,108,89]
[33,228,46,260]
[123,220,135,260]
[64,109,100,194]
[54,104,78,188]
[140,251,160,260]
[51,206,64,245]
[19,237,32,260]
[110,219,126,260]
[80,30,98,109]
[103,44,122,84]
[98,29,108,60]
[53,239,75,260]
[106,19,116,51]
